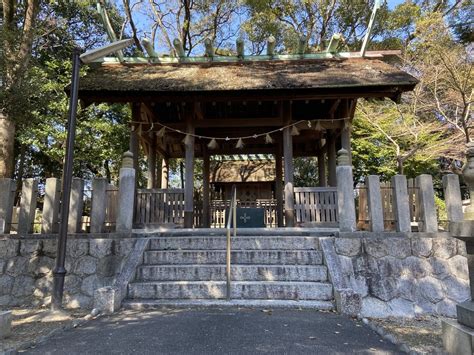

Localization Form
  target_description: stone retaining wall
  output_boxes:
[0,237,138,309]
[333,236,470,318]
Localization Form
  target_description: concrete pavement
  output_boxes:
[24,308,401,354]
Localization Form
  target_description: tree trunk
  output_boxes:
[397,157,404,175]
[0,112,16,178]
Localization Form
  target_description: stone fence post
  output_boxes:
[366,175,384,232]
[67,178,85,233]
[90,178,108,233]
[336,149,356,232]
[416,174,438,232]
[0,178,15,234]
[443,174,463,223]
[116,151,136,232]
[391,175,411,233]
[42,177,61,233]
[18,178,38,234]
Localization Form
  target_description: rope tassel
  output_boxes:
[343,119,352,131]
[156,126,166,137]
[235,138,244,149]
[291,125,300,136]
[207,138,218,149]
[265,133,273,144]
[314,121,323,131]
[182,134,193,146]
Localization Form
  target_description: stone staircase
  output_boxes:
[123,233,335,309]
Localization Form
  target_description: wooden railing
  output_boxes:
[134,188,185,227]
[294,187,338,225]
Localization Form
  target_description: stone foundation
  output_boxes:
[0,235,138,309]
[331,235,469,318]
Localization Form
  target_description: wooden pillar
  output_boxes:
[275,142,284,227]
[317,140,327,187]
[161,157,169,189]
[203,146,211,228]
[130,104,140,172]
[147,141,157,189]
[327,131,337,187]
[283,102,295,227]
[184,111,195,228]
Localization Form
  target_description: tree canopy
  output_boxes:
[0,0,472,190]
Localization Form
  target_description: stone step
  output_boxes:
[122,299,335,311]
[134,228,337,238]
[143,250,323,265]
[148,236,320,251]
[136,265,328,282]
[127,281,333,300]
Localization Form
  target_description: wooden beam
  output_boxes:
[328,99,341,118]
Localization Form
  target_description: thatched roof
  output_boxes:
[78,58,417,102]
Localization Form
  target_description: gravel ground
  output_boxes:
[0,307,88,353]
[369,315,448,354]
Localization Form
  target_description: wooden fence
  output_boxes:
[134,188,185,227]
[294,187,338,226]
[356,179,421,231]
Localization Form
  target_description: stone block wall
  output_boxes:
[333,236,470,318]
[0,237,137,309]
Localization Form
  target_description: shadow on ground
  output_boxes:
[23,308,401,354]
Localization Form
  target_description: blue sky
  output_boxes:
[388,0,406,8]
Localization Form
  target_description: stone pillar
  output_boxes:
[202,147,211,228]
[0,178,15,234]
[366,175,384,232]
[117,151,136,232]
[67,178,84,233]
[18,178,38,234]
[41,177,61,233]
[391,175,411,233]
[336,149,356,232]
[463,142,474,220]
[161,158,169,189]
[184,115,195,228]
[443,174,463,223]
[90,178,108,233]
[442,142,474,355]
[275,146,284,227]
[327,132,337,187]
[416,174,438,232]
